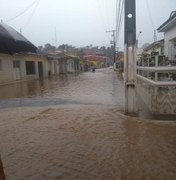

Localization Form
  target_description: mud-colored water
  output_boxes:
[0,69,176,179]
[0,106,176,180]
[0,69,124,111]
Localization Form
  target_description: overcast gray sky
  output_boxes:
[0,0,175,50]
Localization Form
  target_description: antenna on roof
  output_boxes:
[20,28,22,34]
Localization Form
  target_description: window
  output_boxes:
[0,60,2,70]
[13,61,20,68]
[26,61,35,75]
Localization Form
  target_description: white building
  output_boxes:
[157,11,176,62]
[0,53,49,84]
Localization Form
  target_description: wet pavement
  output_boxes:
[0,68,176,180]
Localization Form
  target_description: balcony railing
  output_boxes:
[136,55,176,115]
[137,55,176,86]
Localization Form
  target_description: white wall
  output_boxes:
[0,54,13,83]
[67,59,75,73]
[164,25,176,60]
[0,53,48,84]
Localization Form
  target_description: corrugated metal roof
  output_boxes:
[0,23,37,54]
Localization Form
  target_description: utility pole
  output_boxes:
[124,0,136,114]
[106,30,116,69]
[54,27,58,49]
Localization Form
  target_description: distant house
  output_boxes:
[47,53,61,75]
[67,56,79,73]
[67,58,75,73]
[157,11,176,62]
[84,55,108,69]
[143,39,164,55]
[67,55,84,73]
[47,53,90,74]
[136,48,143,61]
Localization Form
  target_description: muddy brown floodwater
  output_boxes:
[0,69,176,179]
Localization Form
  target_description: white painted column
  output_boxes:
[124,45,137,114]
[124,0,137,114]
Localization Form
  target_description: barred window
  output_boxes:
[13,60,20,68]
[26,61,35,75]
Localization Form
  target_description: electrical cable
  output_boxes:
[145,0,157,41]
[116,0,121,41]
[4,0,39,23]
[145,0,155,30]
[23,0,40,30]
[116,0,124,49]
[95,0,109,29]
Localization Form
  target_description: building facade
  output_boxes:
[158,11,176,62]
[0,53,49,84]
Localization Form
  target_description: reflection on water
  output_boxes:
[0,69,176,179]
[0,69,124,109]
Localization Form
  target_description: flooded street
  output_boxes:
[0,69,176,179]
[0,69,124,109]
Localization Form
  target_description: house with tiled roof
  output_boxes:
[83,55,109,69]
[143,39,164,55]
[157,11,176,62]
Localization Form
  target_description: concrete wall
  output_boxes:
[49,60,59,75]
[59,59,67,74]
[0,53,49,84]
[67,59,75,73]
[0,53,14,83]
[164,26,176,60]
[137,80,176,115]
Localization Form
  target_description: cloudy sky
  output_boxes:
[0,0,175,49]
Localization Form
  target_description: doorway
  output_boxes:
[38,62,43,78]
[13,60,20,80]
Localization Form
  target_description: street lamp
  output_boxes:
[136,31,142,48]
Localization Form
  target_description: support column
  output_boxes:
[124,0,136,114]
[154,55,158,95]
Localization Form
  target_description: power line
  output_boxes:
[96,0,116,31]
[116,0,121,40]
[145,0,155,30]
[117,0,124,42]
[4,0,39,23]
[23,0,40,29]
[115,0,124,49]
[145,0,157,41]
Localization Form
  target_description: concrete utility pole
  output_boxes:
[124,0,136,114]
[106,30,116,69]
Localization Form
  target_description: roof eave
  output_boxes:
[157,16,176,32]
